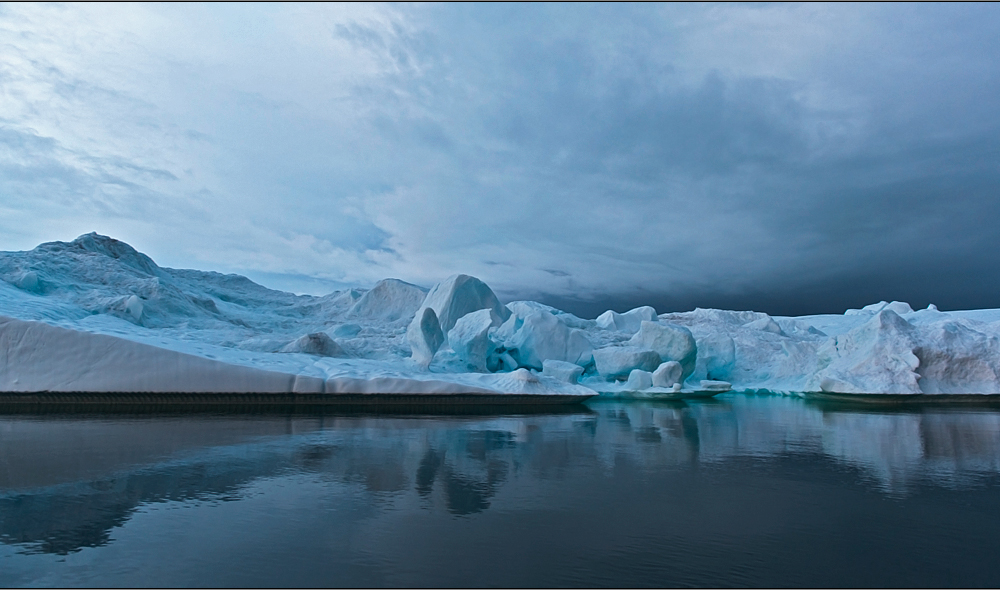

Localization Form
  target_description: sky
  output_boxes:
[2,3,1000,317]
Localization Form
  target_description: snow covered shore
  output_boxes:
[2,233,999,398]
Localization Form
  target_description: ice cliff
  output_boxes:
[2,233,999,396]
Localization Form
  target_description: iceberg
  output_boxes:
[406,307,445,368]
[595,306,657,334]
[2,233,1000,400]
[592,346,662,380]
[500,310,593,370]
[652,361,683,388]
[541,359,585,384]
[628,321,697,381]
[415,274,510,333]
[447,308,501,372]
[347,278,427,323]
[625,369,653,390]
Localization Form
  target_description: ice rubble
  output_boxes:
[2,233,1000,396]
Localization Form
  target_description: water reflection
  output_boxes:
[2,396,1000,585]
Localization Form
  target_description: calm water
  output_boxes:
[3,395,1000,587]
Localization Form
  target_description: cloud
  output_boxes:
[2,4,1000,314]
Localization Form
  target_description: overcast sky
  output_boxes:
[2,3,1000,317]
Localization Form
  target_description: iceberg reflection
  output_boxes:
[2,397,1000,556]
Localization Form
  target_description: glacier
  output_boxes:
[2,233,1000,399]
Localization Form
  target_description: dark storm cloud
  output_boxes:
[3,3,1000,314]
[365,3,1000,315]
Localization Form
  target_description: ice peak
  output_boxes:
[41,232,162,277]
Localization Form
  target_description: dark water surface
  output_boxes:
[3,395,1000,587]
